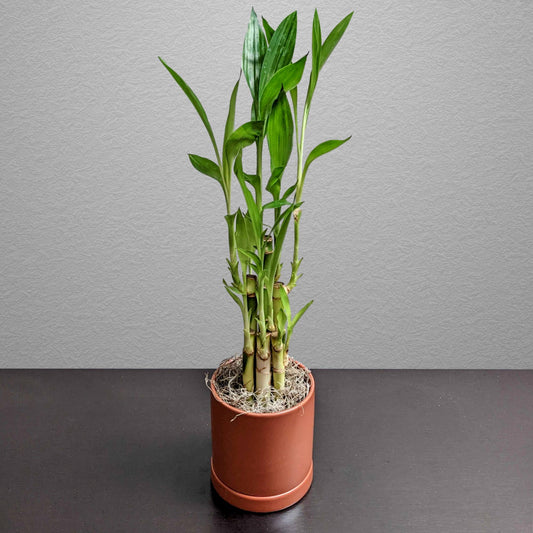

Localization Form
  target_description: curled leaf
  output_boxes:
[188,154,222,184]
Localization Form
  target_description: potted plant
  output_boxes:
[159,8,353,512]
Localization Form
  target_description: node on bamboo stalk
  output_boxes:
[255,332,272,395]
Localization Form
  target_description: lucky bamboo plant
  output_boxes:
[160,9,352,398]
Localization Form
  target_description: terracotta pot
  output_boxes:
[210,360,315,513]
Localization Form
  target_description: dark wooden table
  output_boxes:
[1,370,532,532]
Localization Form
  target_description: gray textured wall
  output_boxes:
[2,1,532,368]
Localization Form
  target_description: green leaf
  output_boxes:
[259,11,297,94]
[234,153,262,244]
[319,12,354,71]
[303,136,351,179]
[234,152,260,198]
[262,17,275,43]
[266,92,294,172]
[224,211,237,226]
[244,172,260,194]
[159,57,221,166]
[268,204,298,279]
[282,183,297,200]
[263,198,292,209]
[237,248,262,269]
[271,201,302,234]
[275,306,288,333]
[266,166,285,200]
[224,75,241,147]
[235,209,256,263]
[304,9,322,111]
[188,154,222,183]
[259,54,308,119]
[242,8,267,101]
[235,209,258,265]
[223,279,244,310]
[289,300,314,334]
[290,86,299,140]
[235,209,248,258]
[224,121,263,166]
[242,211,257,250]
[279,284,291,322]
[312,9,322,80]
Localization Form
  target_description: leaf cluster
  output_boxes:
[159,8,353,345]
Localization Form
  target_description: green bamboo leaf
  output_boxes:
[234,151,260,198]
[289,300,314,334]
[275,306,288,333]
[259,54,308,119]
[242,8,267,101]
[244,172,260,194]
[282,183,297,200]
[319,12,354,71]
[236,210,258,266]
[242,211,257,250]
[237,248,262,266]
[224,211,237,226]
[224,212,237,244]
[304,9,322,111]
[223,279,244,310]
[224,212,239,285]
[224,121,264,164]
[159,57,221,166]
[234,153,262,244]
[259,11,297,94]
[290,86,298,118]
[266,166,284,199]
[263,198,292,209]
[188,154,222,183]
[290,86,299,142]
[268,204,298,279]
[224,74,241,147]
[312,9,322,80]
[262,17,275,43]
[303,136,351,178]
[279,283,291,322]
[271,201,302,233]
[235,209,248,257]
[267,92,294,172]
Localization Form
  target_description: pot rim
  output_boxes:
[210,358,315,418]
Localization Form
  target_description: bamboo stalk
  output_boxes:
[263,233,273,281]
[255,331,271,395]
[242,330,255,391]
[272,281,286,387]
[283,345,289,367]
[246,274,258,331]
[243,274,257,391]
[286,208,302,292]
[271,330,285,389]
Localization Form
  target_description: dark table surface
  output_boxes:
[1,369,532,533]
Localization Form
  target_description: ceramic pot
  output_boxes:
[210,361,315,513]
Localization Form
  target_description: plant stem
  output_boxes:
[271,330,285,389]
[243,330,255,391]
[224,189,242,288]
[242,274,257,391]
[255,277,271,395]
[272,282,285,388]
[256,137,263,210]
[255,331,271,395]
[287,107,309,292]
[263,234,275,331]
[246,274,258,332]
